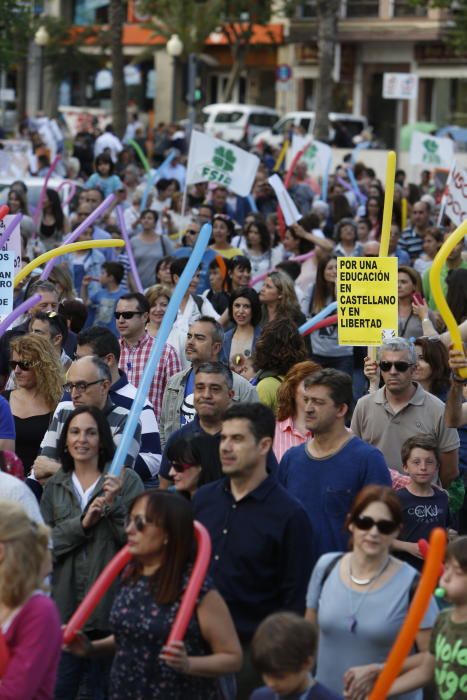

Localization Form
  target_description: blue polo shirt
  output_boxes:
[278,437,391,560]
[192,474,314,642]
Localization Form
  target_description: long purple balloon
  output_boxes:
[40,193,116,280]
[0,213,23,250]
[116,205,143,293]
[0,294,41,339]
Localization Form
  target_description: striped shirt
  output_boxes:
[119,332,181,421]
[40,398,141,469]
[399,226,425,262]
[110,371,161,480]
[273,417,311,463]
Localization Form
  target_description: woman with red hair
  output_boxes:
[273,360,321,461]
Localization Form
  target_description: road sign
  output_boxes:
[383,73,418,100]
[276,64,292,83]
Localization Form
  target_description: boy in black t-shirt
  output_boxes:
[393,434,450,571]
[250,612,342,700]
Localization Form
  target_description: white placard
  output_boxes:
[268,173,301,226]
[0,252,15,321]
[383,73,418,100]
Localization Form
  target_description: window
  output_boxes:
[248,114,278,127]
[213,111,243,123]
[345,0,379,18]
[393,1,427,17]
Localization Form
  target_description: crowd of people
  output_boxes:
[0,116,466,700]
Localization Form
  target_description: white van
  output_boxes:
[202,103,280,146]
[252,111,368,148]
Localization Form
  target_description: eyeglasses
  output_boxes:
[186,229,198,236]
[114,311,144,320]
[63,379,105,394]
[353,515,399,535]
[379,361,413,372]
[125,514,149,532]
[170,461,197,473]
[9,360,37,371]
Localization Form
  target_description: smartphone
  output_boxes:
[412,292,424,304]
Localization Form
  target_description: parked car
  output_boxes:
[252,111,368,148]
[202,103,280,146]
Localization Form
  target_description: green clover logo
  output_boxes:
[423,139,438,153]
[212,146,236,173]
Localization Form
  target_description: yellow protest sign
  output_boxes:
[337,257,398,346]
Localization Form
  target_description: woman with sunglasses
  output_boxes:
[41,406,144,700]
[3,334,64,477]
[65,490,242,700]
[305,485,437,700]
[167,433,222,499]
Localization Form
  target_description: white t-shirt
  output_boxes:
[0,471,44,523]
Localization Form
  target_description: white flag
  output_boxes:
[268,174,301,226]
[186,132,259,197]
[443,161,467,227]
[409,131,454,169]
[287,135,332,174]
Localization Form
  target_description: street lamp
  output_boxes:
[166,34,183,123]
[34,25,50,113]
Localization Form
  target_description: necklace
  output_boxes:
[347,556,391,633]
[349,555,390,585]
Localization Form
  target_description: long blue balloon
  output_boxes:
[108,223,212,476]
[347,168,367,206]
[299,301,337,336]
[140,149,177,211]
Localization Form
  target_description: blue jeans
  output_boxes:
[54,650,111,700]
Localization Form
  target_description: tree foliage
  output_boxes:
[412,0,467,51]
[139,0,298,101]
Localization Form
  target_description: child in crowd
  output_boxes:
[250,612,342,700]
[393,434,450,571]
[81,261,124,335]
[84,152,123,197]
[390,536,467,699]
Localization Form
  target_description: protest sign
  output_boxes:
[0,251,15,321]
[337,257,398,346]
[409,131,454,169]
[443,161,467,227]
[268,173,301,225]
[287,135,331,175]
[186,132,259,197]
[0,215,21,276]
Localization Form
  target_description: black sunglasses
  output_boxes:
[353,515,398,535]
[170,461,197,473]
[379,361,413,372]
[63,379,105,393]
[114,311,145,320]
[125,514,149,532]
[9,360,37,371]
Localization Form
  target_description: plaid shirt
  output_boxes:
[119,332,181,421]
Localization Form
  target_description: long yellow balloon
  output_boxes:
[401,197,408,231]
[274,139,289,172]
[429,221,467,379]
[15,240,125,287]
[379,151,396,256]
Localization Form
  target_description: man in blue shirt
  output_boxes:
[193,402,313,699]
[279,368,391,561]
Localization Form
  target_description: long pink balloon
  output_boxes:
[116,205,143,293]
[57,180,77,206]
[166,522,212,643]
[0,213,23,250]
[250,250,315,287]
[40,193,116,280]
[0,294,41,339]
[33,154,61,227]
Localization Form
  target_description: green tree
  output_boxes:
[139,0,297,102]
[314,0,340,141]
[109,0,127,139]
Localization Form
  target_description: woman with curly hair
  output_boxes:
[252,319,308,412]
[259,270,306,328]
[0,501,62,699]
[273,360,321,461]
[3,333,64,475]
